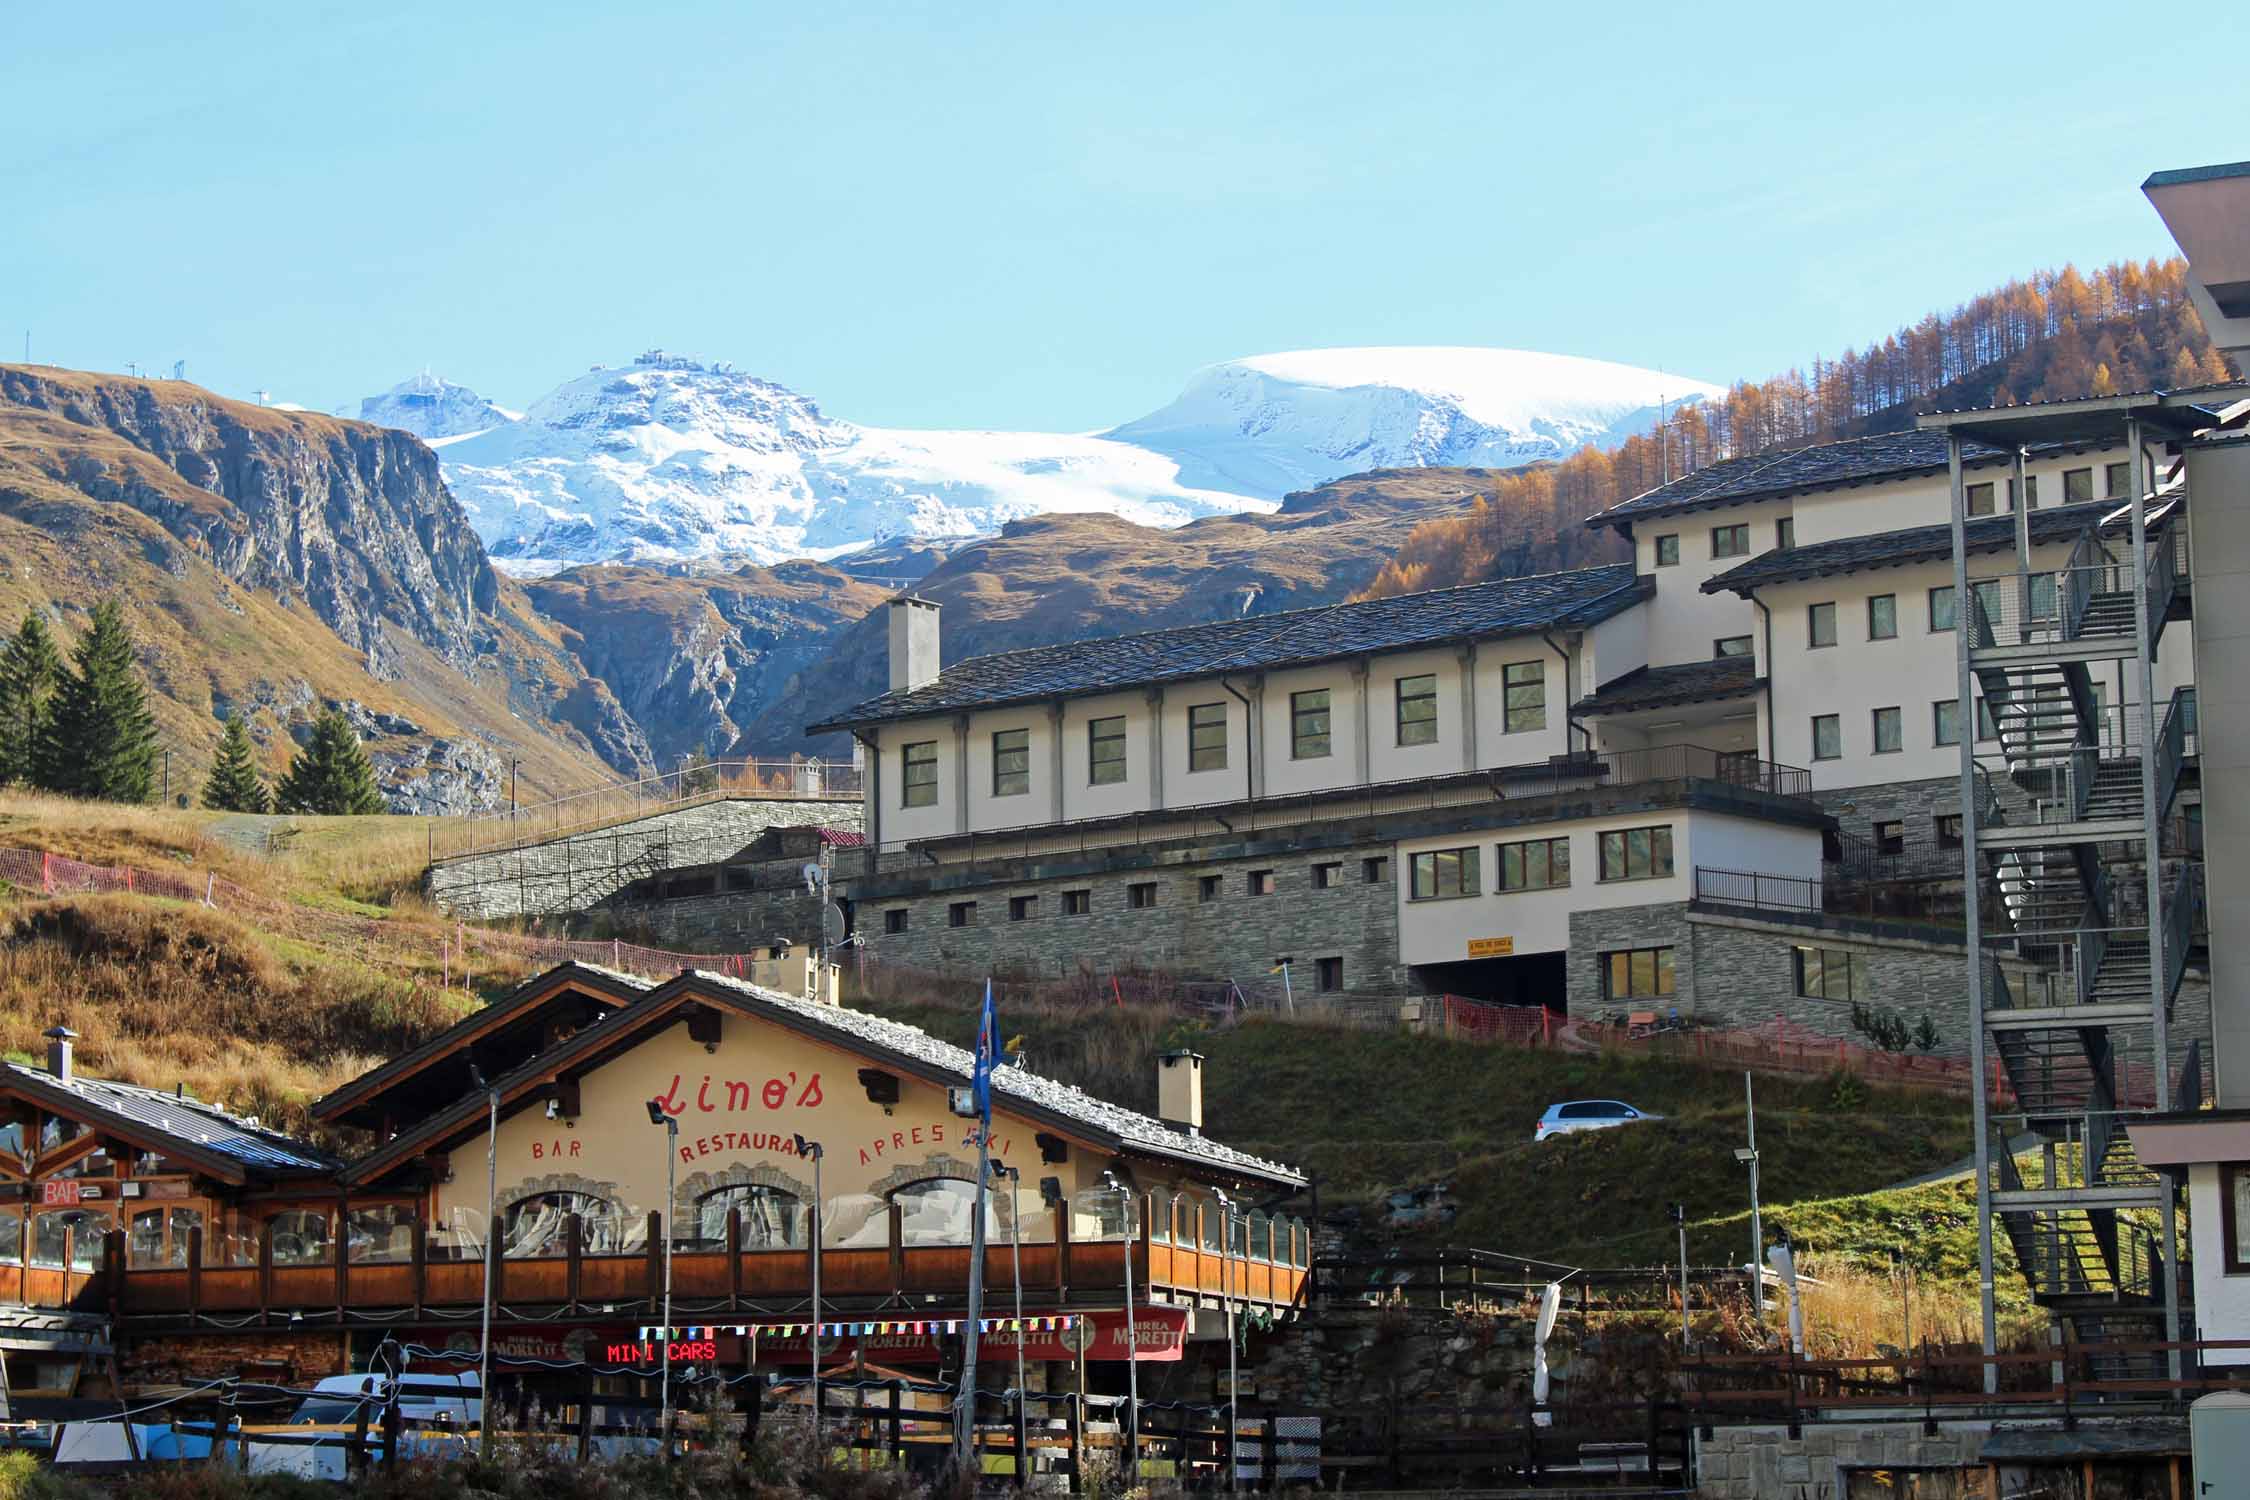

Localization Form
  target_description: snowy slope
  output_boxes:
[1105,347,1723,498]
[376,346,1716,574]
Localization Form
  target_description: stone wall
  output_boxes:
[427,796,860,920]
[121,1328,353,1383]
[1695,1414,2191,1499]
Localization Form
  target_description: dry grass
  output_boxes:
[1790,1255,2043,1358]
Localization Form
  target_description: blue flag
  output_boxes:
[973,978,996,1126]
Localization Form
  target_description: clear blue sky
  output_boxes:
[4,2,2242,431]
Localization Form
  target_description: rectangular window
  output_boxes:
[2063,467,2094,504]
[992,728,1030,798]
[1811,714,1842,761]
[1313,862,1342,889]
[1362,856,1389,884]
[1395,673,1438,747]
[1315,956,1344,992]
[1874,819,1904,857]
[1290,689,1332,760]
[1872,706,1902,754]
[1603,946,1675,1001]
[2224,1166,2250,1274]
[1187,702,1228,773]
[1597,826,1674,882]
[1929,585,1956,632]
[1794,945,1867,1002]
[1868,594,1897,640]
[1713,635,1753,659]
[1775,516,1795,551]
[1711,522,1751,558]
[1248,869,1275,896]
[2009,474,2039,510]
[1499,836,1571,892]
[1934,699,1961,747]
[1198,875,1222,903]
[1009,895,1037,922]
[948,901,976,928]
[1088,716,1127,786]
[1967,481,1996,516]
[2105,460,2131,499]
[1062,889,1091,916]
[1654,534,1680,566]
[884,908,909,935]
[902,741,939,808]
[1936,814,1963,851]
[1808,602,1837,648]
[1502,660,1546,733]
[1128,882,1157,909]
[1408,847,1480,900]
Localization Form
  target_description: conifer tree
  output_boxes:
[37,602,159,803]
[274,709,386,816]
[201,714,271,814]
[0,612,64,786]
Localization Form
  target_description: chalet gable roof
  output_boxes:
[0,1066,336,1185]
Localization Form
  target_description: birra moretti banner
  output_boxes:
[739,1307,1188,1365]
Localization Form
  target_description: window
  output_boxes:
[1868,594,1897,640]
[1711,523,1750,558]
[1775,516,1795,551]
[1315,956,1344,992]
[1936,813,1963,851]
[127,1207,203,1269]
[1198,875,1222,903]
[1872,706,1902,754]
[991,728,1030,797]
[1808,602,1837,648]
[2009,474,2039,509]
[1290,689,1331,759]
[1811,714,1842,761]
[1409,847,1479,900]
[1248,869,1275,896]
[1128,882,1158,909]
[1499,836,1571,891]
[1087,716,1128,785]
[1713,635,1753,659]
[1794,946,1868,1002]
[1395,674,1438,747]
[948,901,976,928]
[1188,703,1228,773]
[890,1178,1001,1247]
[1009,895,1036,922]
[1602,947,1675,1001]
[902,741,938,808]
[1313,862,1342,889]
[1934,699,1961,747]
[1062,889,1091,916]
[1654,534,1680,566]
[2063,467,2093,504]
[1929,585,1956,632]
[1967,481,1996,516]
[2105,460,2131,499]
[500,1192,626,1256]
[2224,1166,2250,1275]
[1502,660,1546,733]
[31,1209,107,1271]
[1362,856,1390,884]
[1597,826,1674,882]
[697,1184,806,1249]
[1873,820,1904,857]
[884,908,909,935]
[266,1210,332,1267]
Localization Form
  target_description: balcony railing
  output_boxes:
[1692,867,1820,913]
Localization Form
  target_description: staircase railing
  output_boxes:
[2178,1039,2206,1114]
[2156,685,2192,826]
[2145,520,2180,632]
[2076,922,2111,1010]
[2061,528,2101,641]
[2165,863,2203,1008]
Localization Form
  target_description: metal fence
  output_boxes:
[430,758,861,863]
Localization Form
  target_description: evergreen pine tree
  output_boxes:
[36,602,159,803]
[274,709,386,816]
[0,612,65,786]
[201,714,271,814]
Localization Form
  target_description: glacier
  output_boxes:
[377,347,1719,574]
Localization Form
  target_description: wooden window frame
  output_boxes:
[1654,534,1680,567]
[1596,826,1674,883]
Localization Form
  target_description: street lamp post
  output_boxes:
[794,1134,825,1464]
[646,1100,679,1459]
[992,1161,1026,1482]
[1670,1203,1690,1348]
[1101,1171,1139,1489]
[1213,1189,1239,1492]
[1737,1071,1764,1328]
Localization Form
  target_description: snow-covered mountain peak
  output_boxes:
[357,372,519,442]
[510,353,851,462]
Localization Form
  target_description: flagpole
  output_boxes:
[954,980,996,1473]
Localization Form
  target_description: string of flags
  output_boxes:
[637,1315,1083,1340]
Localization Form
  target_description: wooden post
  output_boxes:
[565,1212,583,1310]
[742,1372,764,1461]
[1066,1387,1083,1495]
[258,1218,274,1326]
[888,1380,904,1471]
[1263,1412,1278,1492]
[103,1231,122,1324]
[1055,1202,1072,1296]
[186,1225,203,1319]
[575,1371,595,1464]
[410,1215,427,1319]
[349,1395,371,1479]
[382,1387,402,1478]
[887,1201,905,1298]
[334,1197,349,1315]
[727,1208,743,1309]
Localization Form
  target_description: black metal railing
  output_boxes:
[1692,867,1820,912]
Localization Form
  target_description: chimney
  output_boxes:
[888,596,941,694]
[1157,1049,1204,1135]
[44,1026,76,1083]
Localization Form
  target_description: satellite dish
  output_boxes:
[800,862,822,894]
[821,902,847,946]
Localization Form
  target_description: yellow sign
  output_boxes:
[1467,937,1515,958]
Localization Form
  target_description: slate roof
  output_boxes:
[1584,431,2095,531]
[3,1064,337,1177]
[810,565,1650,733]
[1699,497,2178,595]
[1572,657,1760,717]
